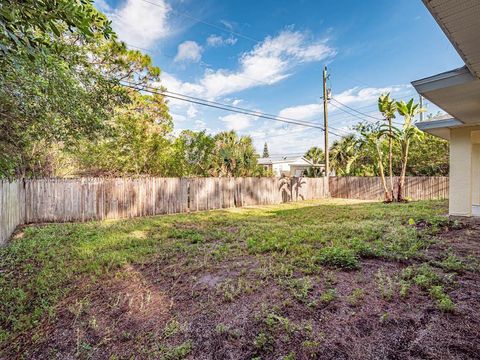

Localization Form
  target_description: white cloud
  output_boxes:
[334,85,411,105]
[249,122,317,155]
[160,72,204,97]
[279,103,323,120]
[194,119,207,129]
[158,29,335,100]
[186,104,198,118]
[220,114,256,131]
[201,29,335,98]
[171,112,186,123]
[206,34,238,47]
[105,0,171,48]
[278,85,413,122]
[174,40,203,63]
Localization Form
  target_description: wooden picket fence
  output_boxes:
[0,176,447,245]
[0,180,26,245]
[0,177,327,245]
[329,176,449,201]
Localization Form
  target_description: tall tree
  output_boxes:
[210,131,261,177]
[173,130,215,176]
[357,123,390,201]
[263,142,270,158]
[0,43,123,177]
[0,1,120,177]
[304,146,324,164]
[76,90,172,176]
[329,135,361,176]
[0,0,113,61]
[406,133,449,176]
[378,93,397,201]
[395,99,425,201]
[0,2,167,178]
[303,146,324,177]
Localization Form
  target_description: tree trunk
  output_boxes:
[397,139,410,202]
[388,118,395,201]
[376,142,391,202]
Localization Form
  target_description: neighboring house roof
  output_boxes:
[412,0,480,133]
[258,155,323,167]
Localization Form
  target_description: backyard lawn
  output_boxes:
[1,199,479,359]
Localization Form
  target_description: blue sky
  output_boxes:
[95,0,463,154]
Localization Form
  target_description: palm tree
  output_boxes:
[357,122,390,201]
[378,93,397,202]
[395,99,425,201]
[211,131,259,177]
[304,146,324,164]
[329,135,360,175]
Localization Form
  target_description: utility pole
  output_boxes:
[323,66,330,194]
[419,95,424,122]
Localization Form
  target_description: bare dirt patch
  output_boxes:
[1,201,479,359]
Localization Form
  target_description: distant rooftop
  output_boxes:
[259,155,324,166]
[258,154,304,164]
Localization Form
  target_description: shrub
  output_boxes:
[429,285,455,312]
[316,247,359,269]
[437,254,464,272]
[319,288,336,304]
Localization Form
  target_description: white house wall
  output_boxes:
[449,127,475,216]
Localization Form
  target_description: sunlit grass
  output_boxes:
[0,199,448,345]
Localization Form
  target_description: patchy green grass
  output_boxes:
[1,198,477,358]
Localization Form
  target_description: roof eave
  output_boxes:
[422,0,479,78]
[411,66,474,94]
[416,118,463,131]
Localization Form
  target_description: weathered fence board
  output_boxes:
[1,176,449,244]
[0,180,25,245]
[329,176,449,201]
[24,178,189,223]
[292,177,328,201]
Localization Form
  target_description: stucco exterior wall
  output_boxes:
[449,127,473,216]
[472,144,480,207]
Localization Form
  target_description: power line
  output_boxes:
[122,82,347,137]
[160,87,349,134]
[129,82,350,135]
[329,101,405,127]
[330,97,383,121]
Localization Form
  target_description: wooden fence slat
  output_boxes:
[1,176,449,244]
[329,176,449,201]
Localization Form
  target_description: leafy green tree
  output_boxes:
[329,135,361,176]
[76,90,172,176]
[0,5,167,178]
[263,142,269,158]
[304,146,324,164]
[303,146,325,178]
[0,0,113,61]
[356,122,391,201]
[210,131,262,177]
[406,134,448,176]
[395,99,425,201]
[378,93,397,200]
[0,1,125,177]
[173,130,215,176]
[303,166,324,178]
[0,45,122,177]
